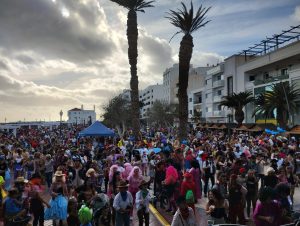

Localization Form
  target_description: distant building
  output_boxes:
[67,105,96,125]
[187,66,213,122]
[139,84,164,119]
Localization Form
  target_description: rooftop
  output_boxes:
[238,24,300,60]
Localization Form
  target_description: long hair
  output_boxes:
[166,165,178,181]
[109,165,118,182]
[127,166,142,181]
[122,163,133,180]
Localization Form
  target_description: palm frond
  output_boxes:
[110,0,155,11]
[166,1,211,38]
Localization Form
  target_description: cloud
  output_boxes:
[0,0,115,63]
[292,5,300,21]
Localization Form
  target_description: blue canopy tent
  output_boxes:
[78,121,115,137]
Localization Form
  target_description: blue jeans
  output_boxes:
[45,172,53,188]
[115,211,130,226]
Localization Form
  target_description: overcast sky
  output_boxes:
[0,0,300,122]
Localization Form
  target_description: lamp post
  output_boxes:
[59,110,63,136]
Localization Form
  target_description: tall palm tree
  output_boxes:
[219,91,254,126]
[166,2,210,140]
[255,82,300,128]
[110,0,154,140]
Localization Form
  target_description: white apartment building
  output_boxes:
[222,25,300,125]
[68,105,96,125]
[234,40,300,125]
[187,67,212,122]
[163,64,179,104]
[139,84,164,119]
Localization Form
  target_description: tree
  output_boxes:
[253,82,300,128]
[166,2,210,140]
[148,101,178,127]
[110,0,155,140]
[102,95,131,137]
[252,93,271,123]
[219,91,254,126]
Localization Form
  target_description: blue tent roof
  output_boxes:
[78,121,115,137]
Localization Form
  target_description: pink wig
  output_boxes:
[109,164,119,182]
[166,165,178,181]
[122,163,133,180]
[127,166,142,181]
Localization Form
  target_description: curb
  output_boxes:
[149,204,171,226]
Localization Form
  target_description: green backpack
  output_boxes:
[185,190,195,204]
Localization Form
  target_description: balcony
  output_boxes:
[193,101,202,105]
[213,110,226,117]
[206,112,213,117]
[213,80,225,88]
[254,74,289,86]
[213,95,222,102]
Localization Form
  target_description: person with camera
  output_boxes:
[136,180,150,226]
[113,181,133,226]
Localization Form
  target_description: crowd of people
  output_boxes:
[0,124,299,226]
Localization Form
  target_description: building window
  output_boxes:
[217,90,222,96]
[205,94,208,99]
[189,98,192,102]
[189,110,193,114]
[249,75,255,81]
[227,76,233,95]
[206,107,208,112]
[218,105,222,110]
[281,68,288,75]
[205,80,208,85]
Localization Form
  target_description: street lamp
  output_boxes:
[59,110,63,136]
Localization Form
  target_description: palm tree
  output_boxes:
[254,82,300,128]
[252,93,271,124]
[110,0,154,140]
[219,91,254,126]
[166,2,210,140]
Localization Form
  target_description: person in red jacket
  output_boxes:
[180,172,196,212]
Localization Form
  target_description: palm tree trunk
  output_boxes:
[127,9,140,140]
[235,108,244,126]
[178,34,193,140]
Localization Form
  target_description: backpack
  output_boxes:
[185,190,195,204]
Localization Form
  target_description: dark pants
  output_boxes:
[229,203,246,224]
[137,209,149,226]
[33,211,44,226]
[204,174,215,195]
[115,211,130,226]
[246,195,257,217]
[45,172,53,188]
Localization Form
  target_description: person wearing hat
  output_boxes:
[4,188,29,224]
[136,180,150,226]
[180,172,196,212]
[113,181,133,226]
[85,168,101,193]
[44,170,68,225]
[264,168,279,188]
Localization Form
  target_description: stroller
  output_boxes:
[90,193,111,226]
